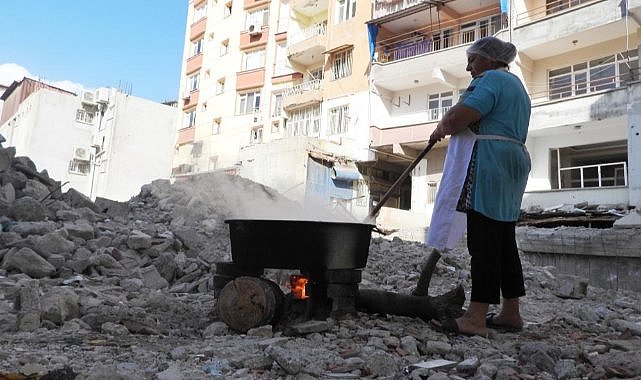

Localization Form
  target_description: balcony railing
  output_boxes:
[375,20,501,63]
[372,0,422,20]
[559,161,628,189]
[514,0,598,27]
[288,22,327,46]
[428,106,451,121]
[529,69,639,104]
[283,79,323,97]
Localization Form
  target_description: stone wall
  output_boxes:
[516,226,641,292]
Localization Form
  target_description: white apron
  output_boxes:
[426,130,525,251]
[426,128,476,251]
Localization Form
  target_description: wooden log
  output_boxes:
[216,276,284,333]
[357,285,466,322]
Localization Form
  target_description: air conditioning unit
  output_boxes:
[95,88,110,104]
[73,147,90,161]
[81,91,95,104]
[248,24,262,36]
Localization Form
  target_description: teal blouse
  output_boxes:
[461,69,531,222]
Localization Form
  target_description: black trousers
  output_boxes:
[466,210,525,304]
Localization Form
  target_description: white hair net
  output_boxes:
[466,37,517,64]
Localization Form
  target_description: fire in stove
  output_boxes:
[289,274,309,300]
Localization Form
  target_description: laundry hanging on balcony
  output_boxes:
[367,24,379,61]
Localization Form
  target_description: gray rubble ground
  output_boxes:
[0,146,640,379]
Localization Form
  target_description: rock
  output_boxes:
[156,367,184,380]
[203,321,230,337]
[139,265,169,289]
[10,221,57,236]
[289,320,331,335]
[265,345,303,375]
[101,322,130,336]
[34,230,75,258]
[63,220,95,240]
[20,179,49,200]
[8,197,46,221]
[127,230,152,250]
[0,183,16,203]
[64,188,100,213]
[365,350,399,377]
[2,247,56,278]
[247,324,273,338]
[609,319,641,336]
[41,287,80,324]
[400,335,420,356]
[554,275,588,299]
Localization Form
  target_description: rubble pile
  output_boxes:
[0,145,640,379]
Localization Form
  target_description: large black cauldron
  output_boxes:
[225,219,375,270]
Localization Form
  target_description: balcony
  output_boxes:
[185,53,203,75]
[291,0,329,17]
[371,19,501,91]
[236,68,266,90]
[287,22,327,66]
[177,127,196,145]
[243,0,269,10]
[372,0,423,20]
[282,79,323,110]
[240,25,269,50]
[182,90,199,110]
[558,162,628,189]
[513,0,631,60]
[529,71,638,132]
[190,17,207,40]
[272,71,304,85]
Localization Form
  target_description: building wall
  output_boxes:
[91,92,178,201]
[0,90,94,194]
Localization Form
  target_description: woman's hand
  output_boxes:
[429,123,446,143]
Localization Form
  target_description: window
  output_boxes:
[193,4,206,23]
[427,91,453,121]
[250,126,264,144]
[220,39,229,56]
[189,73,200,91]
[336,0,356,23]
[238,91,261,115]
[274,43,289,76]
[76,109,94,124]
[286,105,321,136]
[243,49,266,71]
[548,50,638,100]
[272,93,283,117]
[192,38,204,57]
[224,1,232,17]
[184,110,197,128]
[68,159,90,175]
[246,8,269,29]
[329,104,350,134]
[331,49,352,80]
[216,78,225,94]
[551,141,628,189]
[213,118,221,134]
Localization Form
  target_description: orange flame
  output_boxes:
[290,274,309,299]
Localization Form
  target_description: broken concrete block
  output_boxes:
[613,209,641,228]
[554,275,588,299]
[63,221,95,240]
[41,288,80,324]
[8,197,46,221]
[139,265,169,289]
[127,230,152,250]
[2,247,56,278]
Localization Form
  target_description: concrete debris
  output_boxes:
[0,144,640,379]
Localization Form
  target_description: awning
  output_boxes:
[331,164,362,182]
[323,44,353,55]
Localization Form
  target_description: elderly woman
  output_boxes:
[427,37,531,336]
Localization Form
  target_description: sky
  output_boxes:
[0,1,188,103]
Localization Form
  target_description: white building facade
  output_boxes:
[0,79,178,201]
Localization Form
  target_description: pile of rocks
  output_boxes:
[0,144,640,379]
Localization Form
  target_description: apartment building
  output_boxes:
[175,0,641,231]
[173,0,374,218]
[0,78,178,201]
[367,0,641,232]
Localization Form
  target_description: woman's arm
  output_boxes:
[429,103,482,142]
